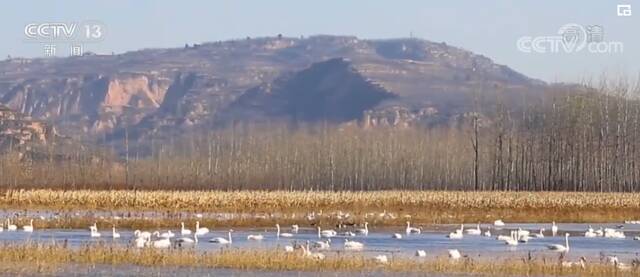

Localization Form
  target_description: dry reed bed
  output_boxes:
[3,190,640,212]
[0,243,636,276]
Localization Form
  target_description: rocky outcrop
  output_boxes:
[0,104,56,151]
[0,73,170,135]
[0,35,549,150]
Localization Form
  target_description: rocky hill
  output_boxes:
[0,35,551,149]
[0,104,57,153]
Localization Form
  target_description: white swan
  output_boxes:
[355,222,369,235]
[112,226,120,238]
[247,233,264,241]
[547,233,570,252]
[584,229,598,238]
[276,224,293,238]
[317,227,337,238]
[313,239,331,250]
[447,224,464,239]
[90,223,101,237]
[465,224,481,235]
[159,230,175,239]
[483,227,492,237]
[374,255,389,264]
[516,228,530,238]
[148,237,171,248]
[7,219,17,231]
[209,230,233,244]
[493,219,505,227]
[415,250,427,257]
[603,228,625,239]
[284,245,294,252]
[181,222,192,235]
[22,219,34,232]
[195,221,209,236]
[341,231,356,237]
[344,239,364,250]
[134,230,151,240]
[134,236,147,248]
[551,222,558,236]
[532,228,545,238]
[517,233,529,243]
[176,233,198,245]
[505,231,519,246]
[561,257,586,269]
[405,221,421,234]
[448,249,462,260]
[595,227,604,237]
[392,233,403,239]
[605,255,632,270]
[291,224,299,233]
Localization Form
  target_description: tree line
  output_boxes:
[1,81,639,191]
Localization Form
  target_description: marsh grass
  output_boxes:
[3,190,640,227]
[5,190,640,211]
[0,243,637,276]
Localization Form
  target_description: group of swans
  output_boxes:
[301,241,326,260]
[499,231,518,246]
[134,228,233,248]
[582,225,625,238]
[1,219,32,232]
[561,255,631,270]
[602,227,625,239]
[447,221,577,252]
[131,231,171,249]
[88,221,231,247]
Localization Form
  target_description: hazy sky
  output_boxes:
[1,0,637,82]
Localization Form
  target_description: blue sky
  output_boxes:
[1,0,637,82]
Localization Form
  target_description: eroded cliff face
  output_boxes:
[0,74,170,135]
[0,104,55,151]
[103,75,166,110]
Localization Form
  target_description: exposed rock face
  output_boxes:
[0,35,549,149]
[0,104,56,151]
[0,72,170,136]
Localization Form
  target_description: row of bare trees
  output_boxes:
[1,82,640,191]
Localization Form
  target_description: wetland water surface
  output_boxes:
[2,222,639,261]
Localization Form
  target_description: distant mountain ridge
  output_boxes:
[0,35,551,147]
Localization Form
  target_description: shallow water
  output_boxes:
[1,222,639,263]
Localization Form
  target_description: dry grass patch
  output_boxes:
[0,243,637,276]
[3,190,640,225]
